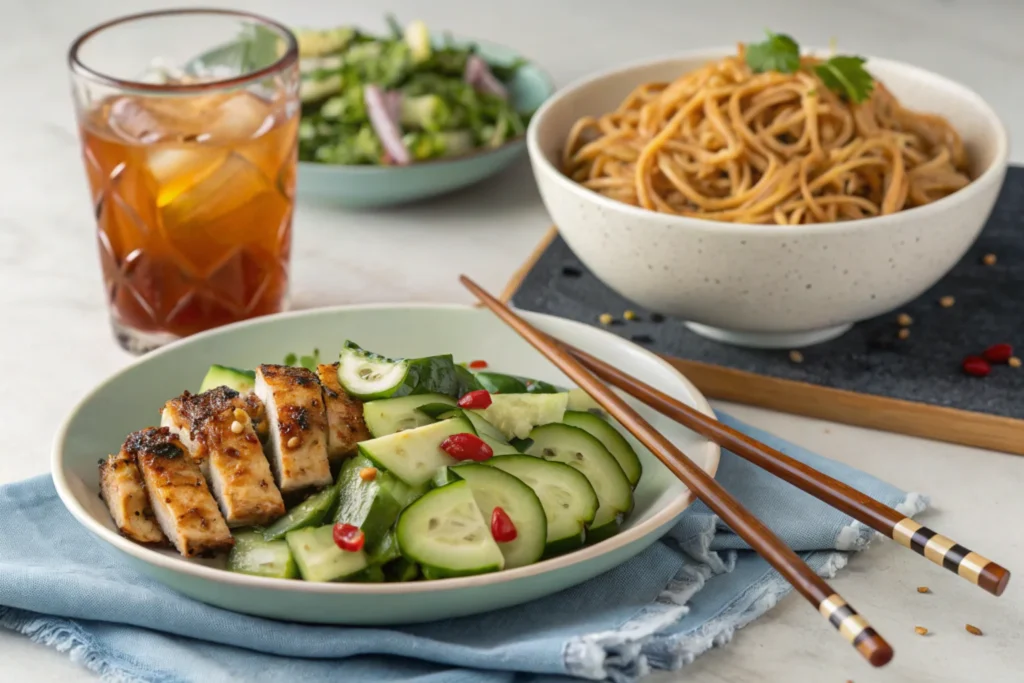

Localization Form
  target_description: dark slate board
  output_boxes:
[511,167,1024,420]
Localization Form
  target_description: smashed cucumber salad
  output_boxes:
[205,342,643,582]
[295,16,532,165]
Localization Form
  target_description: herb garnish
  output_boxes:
[745,30,874,103]
[283,349,321,371]
[814,55,874,103]
[745,31,801,74]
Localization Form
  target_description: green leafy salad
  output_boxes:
[295,17,532,165]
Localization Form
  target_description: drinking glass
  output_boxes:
[68,9,300,353]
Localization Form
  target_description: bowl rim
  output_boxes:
[299,35,556,173]
[51,303,720,595]
[527,46,1010,236]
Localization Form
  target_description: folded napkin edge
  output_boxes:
[0,606,162,683]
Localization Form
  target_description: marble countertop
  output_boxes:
[2,0,1022,681]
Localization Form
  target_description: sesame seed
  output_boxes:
[230,420,244,434]
[598,313,614,325]
[897,313,913,326]
[917,586,930,594]
[914,626,929,636]
[1009,356,1022,368]
[359,467,378,482]
[287,436,300,449]
[233,408,247,421]
[939,296,955,308]
[789,350,804,363]
[982,253,997,266]
[623,310,637,321]
[965,624,983,636]
[898,328,910,341]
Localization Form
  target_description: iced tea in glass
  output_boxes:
[69,10,299,353]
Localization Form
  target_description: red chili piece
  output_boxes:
[983,343,1013,364]
[962,355,991,377]
[440,433,494,462]
[458,389,493,410]
[333,523,365,552]
[468,360,489,369]
[491,506,517,542]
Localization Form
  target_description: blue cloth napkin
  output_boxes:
[0,413,925,683]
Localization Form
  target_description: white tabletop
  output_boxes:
[2,0,1023,681]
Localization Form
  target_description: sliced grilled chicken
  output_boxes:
[239,392,270,442]
[99,452,166,544]
[317,363,371,462]
[161,388,285,527]
[254,364,333,493]
[160,398,206,476]
[127,427,234,557]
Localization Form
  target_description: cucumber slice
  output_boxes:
[337,341,459,399]
[473,393,568,440]
[482,436,520,456]
[349,564,386,583]
[367,529,402,566]
[262,485,338,541]
[383,557,419,582]
[227,530,297,579]
[475,372,528,394]
[474,372,561,395]
[419,405,509,445]
[285,525,368,582]
[396,480,504,579]
[358,417,473,487]
[362,393,457,437]
[523,378,561,394]
[566,388,607,417]
[562,411,642,488]
[463,411,508,443]
[199,364,255,394]
[524,423,633,537]
[333,454,424,548]
[486,454,598,557]
[454,365,484,395]
[445,464,546,569]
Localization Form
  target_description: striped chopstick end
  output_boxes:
[818,594,893,667]
[892,519,1010,596]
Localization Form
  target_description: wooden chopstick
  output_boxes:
[461,275,894,668]
[562,342,1012,598]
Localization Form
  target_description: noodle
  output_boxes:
[562,46,972,224]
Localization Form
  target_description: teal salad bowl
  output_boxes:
[298,38,555,208]
[52,305,719,625]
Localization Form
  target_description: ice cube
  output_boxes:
[206,91,275,142]
[157,150,289,277]
[147,145,230,208]
[159,151,276,249]
[108,91,274,145]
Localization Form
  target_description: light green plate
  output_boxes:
[298,38,555,207]
[52,305,718,625]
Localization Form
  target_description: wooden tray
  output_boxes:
[503,214,1024,456]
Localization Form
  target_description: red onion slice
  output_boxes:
[364,85,410,165]
[385,90,403,122]
[464,55,508,100]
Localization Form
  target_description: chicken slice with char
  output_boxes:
[161,388,285,527]
[254,364,333,493]
[99,452,166,544]
[127,427,234,557]
[316,363,371,462]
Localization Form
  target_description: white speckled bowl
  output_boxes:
[527,49,1009,348]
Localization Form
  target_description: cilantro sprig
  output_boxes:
[814,56,874,104]
[745,30,875,103]
[745,31,801,74]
